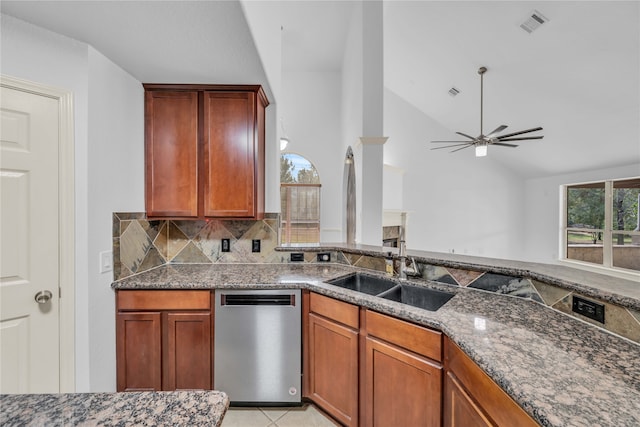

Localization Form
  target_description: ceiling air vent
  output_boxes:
[520,10,549,34]
[448,87,460,97]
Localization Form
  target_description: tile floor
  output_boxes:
[221,404,340,427]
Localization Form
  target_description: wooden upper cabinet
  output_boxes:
[145,91,199,217]
[203,91,255,218]
[144,84,268,219]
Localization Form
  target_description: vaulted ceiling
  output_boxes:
[2,1,638,179]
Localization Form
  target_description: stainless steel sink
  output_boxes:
[327,273,398,296]
[378,283,454,311]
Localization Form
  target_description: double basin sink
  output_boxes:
[326,272,454,311]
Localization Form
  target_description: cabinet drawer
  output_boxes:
[365,310,442,362]
[309,293,359,329]
[117,290,211,311]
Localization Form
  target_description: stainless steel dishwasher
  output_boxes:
[214,289,301,405]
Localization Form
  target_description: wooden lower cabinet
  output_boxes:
[304,292,359,427]
[116,312,162,391]
[363,310,443,427]
[443,337,539,427]
[364,336,442,427]
[163,312,211,390]
[116,290,213,392]
[303,293,444,427]
[444,372,493,427]
[308,313,359,426]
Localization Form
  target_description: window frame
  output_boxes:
[280,183,322,246]
[560,177,640,280]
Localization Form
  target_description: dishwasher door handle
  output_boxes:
[220,293,296,306]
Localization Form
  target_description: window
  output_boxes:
[563,177,640,274]
[280,153,321,245]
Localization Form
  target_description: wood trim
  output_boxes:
[444,338,539,427]
[358,308,367,427]
[117,290,211,311]
[309,292,359,329]
[365,309,442,362]
[211,291,216,388]
[302,290,311,398]
[143,84,267,101]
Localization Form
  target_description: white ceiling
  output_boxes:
[2,1,639,179]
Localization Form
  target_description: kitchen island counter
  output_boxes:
[112,263,640,427]
[0,390,229,427]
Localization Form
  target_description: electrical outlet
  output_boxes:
[290,253,304,262]
[221,238,231,252]
[317,252,331,262]
[572,295,605,323]
[252,239,261,253]
[99,251,113,274]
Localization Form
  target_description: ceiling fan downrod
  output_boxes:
[478,66,487,137]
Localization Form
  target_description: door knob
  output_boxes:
[34,290,53,304]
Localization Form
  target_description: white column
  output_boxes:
[358,1,386,246]
[359,137,387,245]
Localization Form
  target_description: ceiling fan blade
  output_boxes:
[431,143,472,150]
[451,144,474,153]
[485,125,508,138]
[491,142,519,148]
[455,132,477,140]
[497,127,543,139]
[498,136,544,142]
[430,140,475,143]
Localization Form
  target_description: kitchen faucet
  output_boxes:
[398,226,419,280]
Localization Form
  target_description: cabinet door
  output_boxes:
[444,372,494,427]
[164,312,212,390]
[116,312,162,391]
[364,336,442,427]
[308,313,358,427]
[145,90,199,217]
[203,91,256,218]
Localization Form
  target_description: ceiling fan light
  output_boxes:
[475,141,488,157]
[280,137,289,151]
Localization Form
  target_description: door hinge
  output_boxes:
[59,287,62,298]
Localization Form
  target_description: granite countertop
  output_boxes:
[112,263,640,427]
[0,390,229,427]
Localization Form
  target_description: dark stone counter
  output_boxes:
[0,390,229,427]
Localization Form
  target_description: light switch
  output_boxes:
[100,251,113,274]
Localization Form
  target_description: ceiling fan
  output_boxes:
[431,66,543,156]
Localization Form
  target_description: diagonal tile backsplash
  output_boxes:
[113,212,283,280]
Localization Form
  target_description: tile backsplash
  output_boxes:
[113,212,287,280]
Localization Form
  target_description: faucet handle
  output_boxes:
[405,257,421,277]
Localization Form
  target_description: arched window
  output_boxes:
[280,153,321,245]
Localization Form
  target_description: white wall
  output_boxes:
[87,47,144,391]
[523,163,640,264]
[384,89,527,260]
[1,14,144,392]
[282,71,343,242]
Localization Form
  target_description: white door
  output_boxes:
[1,85,61,393]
